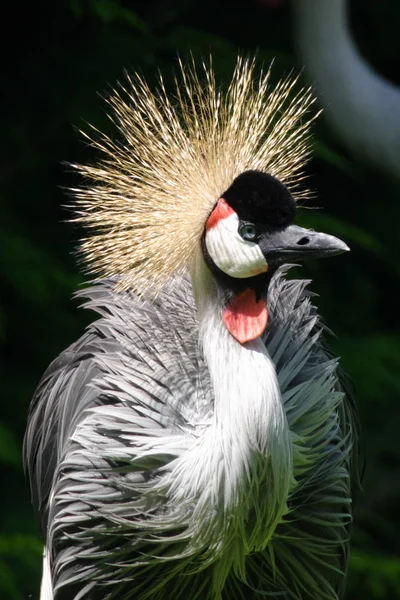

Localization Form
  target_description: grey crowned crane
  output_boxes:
[24,57,356,600]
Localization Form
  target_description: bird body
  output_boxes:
[24,58,355,599]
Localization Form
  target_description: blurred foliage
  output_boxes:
[1,0,400,598]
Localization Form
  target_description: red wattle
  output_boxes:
[222,289,268,344]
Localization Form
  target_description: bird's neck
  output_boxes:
[189,252,293,551]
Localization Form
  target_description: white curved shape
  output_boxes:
[40,549,53,600]
[205,212,268,278]
[293,0,400,179]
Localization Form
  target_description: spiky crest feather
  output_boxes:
[72,56,316,296]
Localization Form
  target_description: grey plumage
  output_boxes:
[24,267,355,600]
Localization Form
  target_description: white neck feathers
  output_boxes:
[180,254,293,555]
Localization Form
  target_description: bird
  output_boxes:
[24,56,357,600]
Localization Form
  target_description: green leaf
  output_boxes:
[0,559,21,600]
[350,550,400,599]
[88,0,147,31]
[0,423,21,469]
[0,534,42,558]
[314,139,355,175]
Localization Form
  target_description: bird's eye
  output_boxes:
[239,223,258,242]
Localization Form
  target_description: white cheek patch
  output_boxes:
[205,212,268,278]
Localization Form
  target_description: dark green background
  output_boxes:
[2,0,400,597]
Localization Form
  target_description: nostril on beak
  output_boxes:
[297,237,310,246]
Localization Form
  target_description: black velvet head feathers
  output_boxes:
[222,170,296,231]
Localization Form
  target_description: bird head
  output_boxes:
[199,168,348,343]
[72,57,348,324]
[203,169,348,284]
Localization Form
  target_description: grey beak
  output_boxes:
[259,224,349,264]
